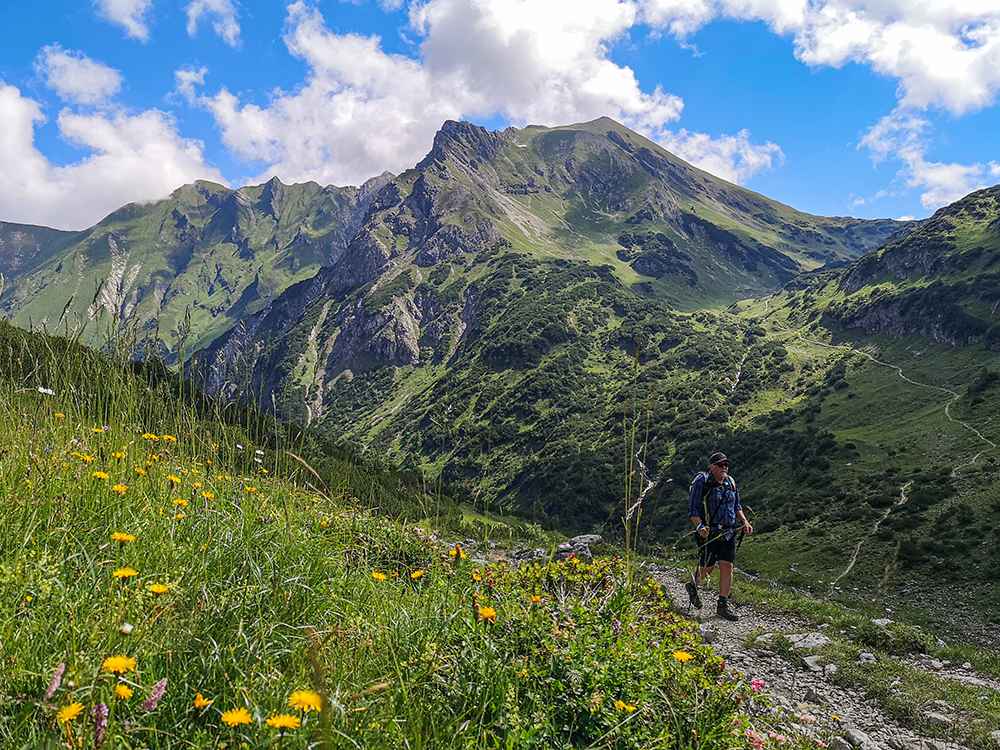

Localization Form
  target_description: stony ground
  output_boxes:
[647,564,999,750]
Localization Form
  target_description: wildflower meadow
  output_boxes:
[0,321,831,748]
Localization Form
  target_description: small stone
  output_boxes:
[872,618,893,627]
[922,711,951,726]
[803,655,825,672]
[697,622,715,643]
[787,632,831,649]
[843,726,875,748]
[990,730,1000,745]
[857,652,878,665]
[120,622,134,635]
[824,664,839,679]
[802,686,826,704]
[961,661,972,670]
[827,739,852,750]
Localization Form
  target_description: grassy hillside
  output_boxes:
[0,178,369,361]
[2,320,833,749]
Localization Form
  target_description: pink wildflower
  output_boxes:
[750,678,764,693]
[44,663,65,699]
[141,677,167,712]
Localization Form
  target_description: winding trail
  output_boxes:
[827,481,910,594]
[796,334,996,450]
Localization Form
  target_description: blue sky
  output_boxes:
[1,0,999,230]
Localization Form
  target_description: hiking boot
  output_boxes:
[685,578,702,609]
[717,599,739,621]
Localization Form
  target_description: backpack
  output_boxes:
[688,471,737,528]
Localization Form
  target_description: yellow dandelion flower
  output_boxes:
[112,567,138,579]
[673,651,694,663]
[372,572,387,581]
[92,427,105,434]
[150,583,169,594]
[102,655,137,674]
[112,451,126,459]
[173,498,188,506]
[288,690,322,713]
[57,702,85,723]
[320,520,329,527]
[193,482,202,489]
[162,434,177,442]
[530,595,542,603]
[472,571,482,581]
[81,454,95,463]
[116,684,133,699]
[135,467,147,476]
[245,486,256,492]
[266,714,302,729]
[175,513,186,520]
[194,693,214,709]
[411,570,425,579]
[111,532,135,543]
[92,471,110,480]
[166,475,181,485]
[614,700,637,712]
[54,412,65,418]
[478,606,497,623]
[111,484,128,494]
[201,491,214,500]
[220,707,253,726]
[142,433,159,440]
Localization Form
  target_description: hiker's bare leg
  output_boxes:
[718,561,733,598]
[696,565,715,584]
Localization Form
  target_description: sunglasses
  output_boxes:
[714,463,730,469]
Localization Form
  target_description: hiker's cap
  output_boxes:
[709,452,729,466]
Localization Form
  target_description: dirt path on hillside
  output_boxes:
[796,334,996,451]
[647,563,989,750]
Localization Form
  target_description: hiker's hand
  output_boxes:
[743,521,753,535]
[698,527,708,538]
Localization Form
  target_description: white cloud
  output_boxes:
[201,0,689,186]
[640,1,1000,116]
[174,66,209,104]
[186,0,242,48]
[859,110,996,209]
[658,128,784,183]
[94,0,154,41]
[0,80,225,230]
[34,45,122,106]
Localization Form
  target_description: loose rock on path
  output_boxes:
[648,564,988,750]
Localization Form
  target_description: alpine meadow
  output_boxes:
[2,118,1000,749]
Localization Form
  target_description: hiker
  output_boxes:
[686,452,753,621]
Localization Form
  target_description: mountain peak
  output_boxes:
[416,120,517,170]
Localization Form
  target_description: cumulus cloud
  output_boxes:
[185,0,241,47]
[641,0,1000,116]
[860,111,997,209]
[197,0,787,189]
[659,128,784,184]
[0,80,225,230]
[34,45,122,106]
[174,66,209,104]
[94,0,154,41]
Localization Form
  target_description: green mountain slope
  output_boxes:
[0,176,389,359]
[718,185,1000,632]
[192,118,906,527]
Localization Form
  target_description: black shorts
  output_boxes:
[697,530,737,567]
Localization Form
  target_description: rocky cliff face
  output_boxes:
[825,185,1000,348]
